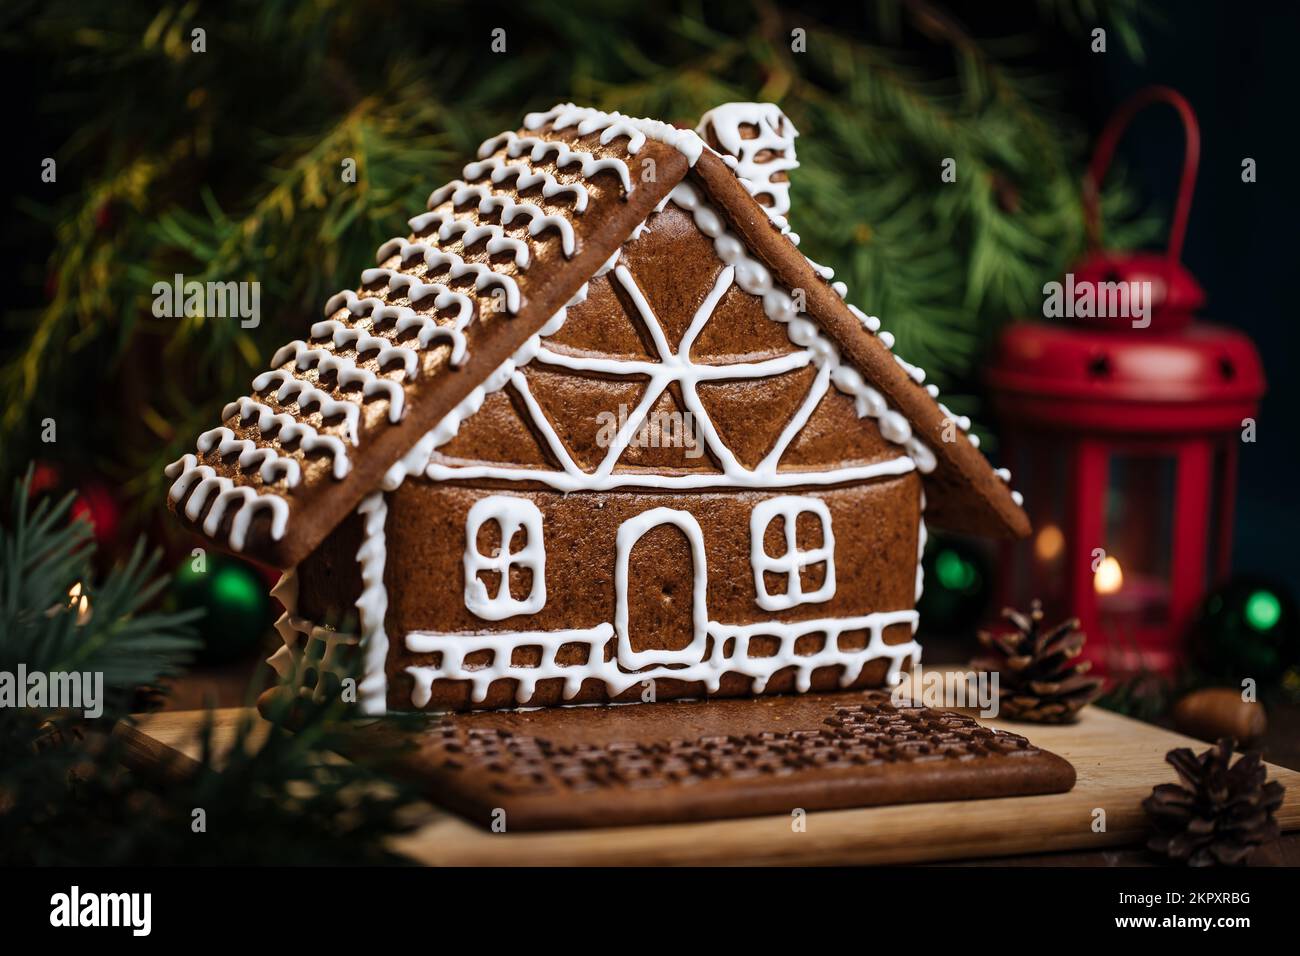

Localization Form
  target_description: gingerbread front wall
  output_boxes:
[378,476,921,710]
[292,191,930,711]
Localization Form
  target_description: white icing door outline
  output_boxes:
[614,507,710,670]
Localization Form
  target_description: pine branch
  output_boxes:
[0,469,200,704]
[0,466,418,865]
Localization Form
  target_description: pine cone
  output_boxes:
[971,600,1103,723]
[1144,738,1285,866]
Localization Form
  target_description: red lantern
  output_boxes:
[987,88,1265,678]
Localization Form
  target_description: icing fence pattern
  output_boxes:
[264,491,390,714]
[265,569,360,701]
[405,612,920,708]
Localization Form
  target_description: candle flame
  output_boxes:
[67,582,92,625]
[1094,556,1124,595]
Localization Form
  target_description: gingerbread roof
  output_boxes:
[165,103,1028,569]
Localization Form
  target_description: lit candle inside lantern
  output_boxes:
[1094,556,1124,595]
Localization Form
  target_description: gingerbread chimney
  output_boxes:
[696,102,799,216]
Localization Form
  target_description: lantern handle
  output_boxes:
[1083,86,1200,263]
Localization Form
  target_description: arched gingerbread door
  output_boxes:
[615,507,709,671]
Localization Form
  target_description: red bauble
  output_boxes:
[71,480,121,546]
[29,461,63,496]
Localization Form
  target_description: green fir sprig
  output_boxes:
[0,469,418,864]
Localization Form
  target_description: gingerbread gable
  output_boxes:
[165,103,1027,570]
[414,187,916,494]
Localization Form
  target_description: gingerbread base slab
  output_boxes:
[116,687,1300,865]
[369,691,1075,830]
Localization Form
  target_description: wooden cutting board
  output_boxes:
[115,699,1300,866]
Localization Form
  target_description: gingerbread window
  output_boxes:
[464,496,546,620]
[750,496,836,611]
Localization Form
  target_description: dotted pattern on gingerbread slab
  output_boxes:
[438,703,1039,795]
[417,693,1075,828]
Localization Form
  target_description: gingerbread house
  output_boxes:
[164,102,1030,714]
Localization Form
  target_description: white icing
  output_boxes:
[428,458,913,492]
[916,490,928,604]
[895,354,926,384]
[476,132,635,194]
[404,609,919,706]
[285,332,418,379]
[377,304,574,491]
[750,496,836,611]
[696,103,799,216]
[463,496,546,620]
[523,103,706,167]
[197,426,301,488]
[995,465,1023,503]
[415,256,920,491]
[411,194,576,258]
[614,508,711,670]
[399,502,918,708]
[326,284,472,331]
[407,208,533,266]
[441,157,591,213]
[663,181,939,475]
[355,492,390,715]
[250,369,364,442]
[269,342,406,421]
[405,625,614,706]
[371,239,522,314]
[354,270,471,359]
[163,453,289,552]
[696,110,1012,497]
[937,401,971,434]
[222,397,351,479]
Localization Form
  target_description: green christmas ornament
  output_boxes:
[169,554,272,664]
[916,535,992,634]
[1187,575,1299,691]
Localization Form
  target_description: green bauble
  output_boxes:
[916,536,992,634]
[1187,575,1299,690]
[170,554,272,664]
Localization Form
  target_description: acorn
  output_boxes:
[1172,688,1267,746]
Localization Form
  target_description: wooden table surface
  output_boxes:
[117,695,1300,867]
